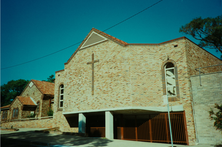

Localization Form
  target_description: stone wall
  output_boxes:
[63,38,190,111]
[1,118,54,129]
[191,72,222,145]
[21,82,43,104]
[22,110,31,118]
[41,99,50,117]
[52,111,78,133]
[53,70,78,132]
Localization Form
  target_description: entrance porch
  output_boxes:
[63,106,188,145]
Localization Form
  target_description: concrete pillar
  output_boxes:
[78,113,86,133]
[105,111,114,139]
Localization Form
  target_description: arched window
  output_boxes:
[59,84,64,108]
[165,62,176,96]
[162,61,180,101]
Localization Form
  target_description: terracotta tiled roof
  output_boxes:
[32,80,54,95]
[17,96,36,106]
[0,104,10,109]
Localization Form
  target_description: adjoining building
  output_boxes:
[1,80,54,121]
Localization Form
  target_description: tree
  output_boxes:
[209,103,222,130]
[179,15,222,54]
[43,75,55,83]
[1,79,29,107]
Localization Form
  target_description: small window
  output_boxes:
[164,62,176,96]
[12,108,19,119]
[2,111,7,119]
[59,84,64,108]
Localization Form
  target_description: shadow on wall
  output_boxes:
[65,115,78,127]
[92,129,102,137]
[1,130,113,147]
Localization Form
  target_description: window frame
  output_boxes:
[12,108,19,119]
[164,66,176,97]
[2,110,8,120]
[59,84,64,109]
[162,60,180,102]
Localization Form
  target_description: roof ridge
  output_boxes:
[31,79,54,84]
[65,28,128,65]
[31,79,54,95]
[91,28,128,46]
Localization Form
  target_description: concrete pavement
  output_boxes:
[0,128,217,147]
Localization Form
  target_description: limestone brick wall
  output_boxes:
[41,99,50,117]
[1,118,53,128]
[53,70,78,132]
[52,37,222,145]
[58,38,197,144]
[191,72,222,145]
[9,99,23,120]
[63,39,191,112]
[22,111,31,118]
[21,83,43,103]
[185,39,222,76]
[51,103,54,112]
[52,111,78,133]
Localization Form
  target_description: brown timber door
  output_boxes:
[119,111,188,145]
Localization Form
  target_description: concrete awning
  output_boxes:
[63,105,184,116]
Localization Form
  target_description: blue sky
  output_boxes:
[1,0,222,85]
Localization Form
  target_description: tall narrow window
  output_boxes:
[164,62,176,96]
[12,108,18,119]
[2,111,7,119]
[59,84,64,108]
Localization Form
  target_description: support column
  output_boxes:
[78,113,86,133]
[105,111,114,139]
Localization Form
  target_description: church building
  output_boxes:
[53,28,222,145]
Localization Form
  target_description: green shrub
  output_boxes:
[47,107,53,116]
[209,103,222,130]
[27,113,35,118]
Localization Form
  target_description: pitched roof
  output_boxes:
[64,28,222,66]
[65,28,128,65]
[0,104,10,109]
[17,96,36,106]
[92,28,128,46]
[31,80,54,95]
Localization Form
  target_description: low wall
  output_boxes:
[53,111,78,133]
[191,72,222,145]
[1,117,54,129]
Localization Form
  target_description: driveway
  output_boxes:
[0,128,216,147]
